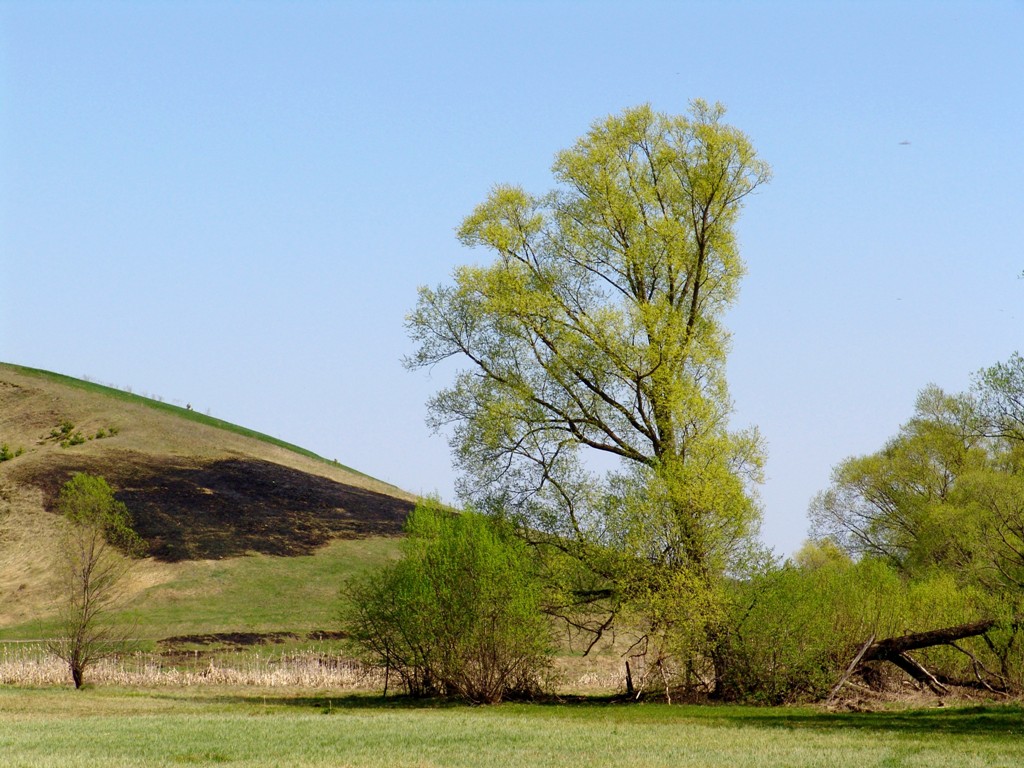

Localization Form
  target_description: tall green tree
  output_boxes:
[977,352,1024,443]
[406,102,770,690]
[809,366,1024,591]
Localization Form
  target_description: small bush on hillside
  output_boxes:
[43,420,118,448]
[60,432,86,448]
[47,420,86,448]
[49,420,75,440]
[341,500,552,703]
[0,443,24,461]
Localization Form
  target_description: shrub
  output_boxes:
[60,432,86,448]
[50,420,75,440]
[341,500,552,703]
[0,443,24,462]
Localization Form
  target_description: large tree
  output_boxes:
[810,366,1024,592]
[406,102,770,688]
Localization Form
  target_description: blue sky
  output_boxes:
[2,1,1022,557]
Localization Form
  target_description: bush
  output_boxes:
[722,554,891,702]
[341,500,552,703]
[60,432,86,448]
[0,443,24,462]
[49,420,75,440]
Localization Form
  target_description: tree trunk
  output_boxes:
[838,617,1018,695]
[860,619,1000,660]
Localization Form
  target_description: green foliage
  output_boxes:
[810,357,1024,585]
[977,352,1024,441]
[49,420,79,447]
[341,500,552,703]
[49,419,76,440]
[46,421,102,450]
[405,103,770,690]
[809,385,988,571]
[726,555,985,703]
[56,473,145,557]
[808,373,1024,599]
[806,357,1024,695]
[61,432,86,448]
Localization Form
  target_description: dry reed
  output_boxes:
[0,644,384,689]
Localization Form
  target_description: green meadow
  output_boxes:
[1,688,1021,768]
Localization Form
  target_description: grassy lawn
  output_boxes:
[0,688,1021,767]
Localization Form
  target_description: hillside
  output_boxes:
[0,362,415,637]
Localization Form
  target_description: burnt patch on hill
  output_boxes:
[16,453,414,561]
[116,458,414,561]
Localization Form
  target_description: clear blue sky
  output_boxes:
[2,1,1021,557]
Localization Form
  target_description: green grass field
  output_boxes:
[0,688,1021,767]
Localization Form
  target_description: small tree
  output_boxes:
[48,473,144,688]
[342,500,552,703]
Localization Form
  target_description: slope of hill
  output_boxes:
[0,362,415,637]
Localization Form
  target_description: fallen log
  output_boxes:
[837,617,1017,696]
[860,619,1000,659]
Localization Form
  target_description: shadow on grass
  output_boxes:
[723,704,1024,737]
[189,691,1024,736]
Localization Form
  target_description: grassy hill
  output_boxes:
[0,362,413,641]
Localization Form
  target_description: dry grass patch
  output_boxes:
[0,644,382,689]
